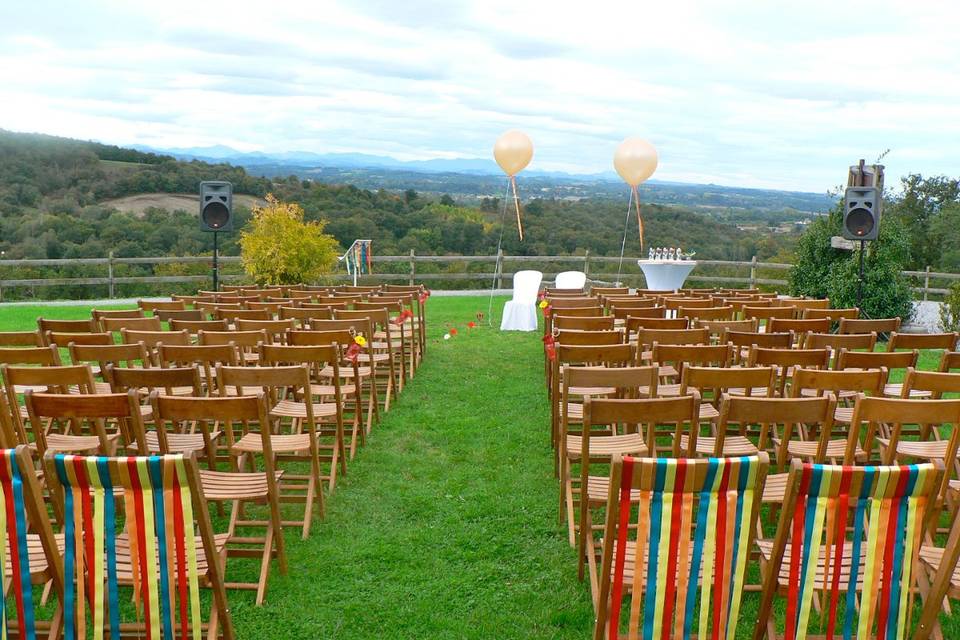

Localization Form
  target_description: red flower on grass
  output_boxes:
[449,328,458,336]
[467,321,476,329]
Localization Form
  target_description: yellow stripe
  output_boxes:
[795,467,831,639]
[651,459,676,640]
[136,459,162,636]
[726,482,754,636]
[859,467,890,637]
[698,458,723,635]
[86,457,106,640]
[174,456,203,640]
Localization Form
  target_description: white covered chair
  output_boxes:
[500,270,543,332]
[554,270,586,290]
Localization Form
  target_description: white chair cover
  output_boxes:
[555,270,587,290]
[500,270,543,332]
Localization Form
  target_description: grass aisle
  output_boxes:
[233,296,595,638]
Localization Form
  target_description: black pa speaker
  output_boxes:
[842,186,880,241]
[199,181,233,232]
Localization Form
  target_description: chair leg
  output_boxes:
[255,523,274,605]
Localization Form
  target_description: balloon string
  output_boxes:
[511,175,523,242]
[633,185,644,250]
[615,186,634,287]
[487,178,512,327]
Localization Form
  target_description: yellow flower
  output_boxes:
[539,300,548,309]
[354,335,367,347]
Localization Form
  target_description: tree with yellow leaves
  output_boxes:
[240,195,341,285]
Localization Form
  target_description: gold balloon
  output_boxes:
[493,130,534,176]
[613,137,658,187]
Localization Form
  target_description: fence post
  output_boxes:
[408,249,416,286]
[496,249,504,290]
[749,255,757,289]
[924,266,931,301]
[583,250,590,283]
[108,251,115,299]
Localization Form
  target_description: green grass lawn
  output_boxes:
[0,298,955,638]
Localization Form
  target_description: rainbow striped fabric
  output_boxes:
[783,463,936,640]
[54,454,204,640]
[607,455,760,640]
[0,449,38,640]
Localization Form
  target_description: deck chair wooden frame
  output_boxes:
[593,453,767,640]
[24,390,139,459]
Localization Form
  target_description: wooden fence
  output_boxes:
[0,251,954,300]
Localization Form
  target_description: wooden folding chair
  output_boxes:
[558,365,658,546]
[887,332,959,355]
[44,330,113,350]
[746,346,832,396]
[2,364,99,444]
[217,364,331,536]
[198,329,269,365]
[694,318,758,344]
[623,317,686,344]
[155,343,238,395]
[305,318,382,428]
[156,308,205,324]
[754,460,942,640]
[791,366,888,426]
[578,394,701,581]
[170,318,230,336]
[743,305,797,330]
[0,446,65,639]
[553,315,616,332]
[45,450,234,639]
[138,298,187,313]
[679,364,777,426]
[148,393,286,606]
[592,453,767,640]
[555,329,625,346]
[767,317,831,337]
[650,343,733,397]
[68,341,151,393]
[101,316,162,333]
[92,307,144,329]
[24,390,139,456]
[839,316,902,335]
[802,331,877,362]
[37,318,97,344]
[678,305,735,321]
[236,318,296,343]
[335,308,402,403]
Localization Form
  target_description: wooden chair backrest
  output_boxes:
[584,393,701,458]
[121,328,192,351]
[25,390,142,455]
[554,329,624,346]
[766,317,831,335]
[554,343,636,367]
[746,347,831,395]
[46,331,113,347]
[214,308,272,322]
[651,343,733,378]
[619,306,667,320]
[299,301,349,311]
[678,305,734,321]
[552,315,616,331]
[694,318,757,339]
[801,307,860,320]
[730,298,772,312]
[602,297,658,311]
[110,365,204,400]
[886,331,958,352]
[664,297,713,311]
[92,309,144,329]
[834,347,917,371]
[100,316,162,333]
[236,319,296,343]
[546,297,599,309]
[594,453,767,640]
[802,331,877,353]
[781,298,830,311]
[939,351,960,372]
[625,316,687,334]
[137,299,186,313]
[155,309,204,323]
[590,286,629,297]
[69,342,151,380]
[0,331,42,347]
[790,367,887,398]
[549,306,604,319]
[37,317,98,340]
[216,365,329,419]
[634,328,709,349]
[755,459,941,640]
[838,317,901,334]
[198,329,270,348]
[288,329,352,347]
[0,344,61,366]
[45,450,234,639]
[717,394,836,460]
[743,306,797,321]
[680,365,777,404]
[169,319,230,334]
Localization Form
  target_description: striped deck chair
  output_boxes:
[44,451,234,640]
[754,459,943,640]
[0,446,65,640]
[591,453,768,640]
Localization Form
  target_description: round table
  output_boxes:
[637,260,698,291]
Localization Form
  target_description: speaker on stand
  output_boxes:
[199,181,233,291]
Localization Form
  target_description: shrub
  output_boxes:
[790,204,914,321]
[940,282,960,333]
[240,195,340,285]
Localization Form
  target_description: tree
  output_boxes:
[240,195,340,285]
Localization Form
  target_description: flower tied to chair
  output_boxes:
[539,299,551,317]
[418,290,431,304]
[542,333,557,361]
[346,334,366,364]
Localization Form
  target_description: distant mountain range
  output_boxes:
[130,143,837,216]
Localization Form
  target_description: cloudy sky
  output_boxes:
[1,0,958,192]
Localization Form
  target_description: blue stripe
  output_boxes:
[885,466,917,638]
[54,455,76,640]
[149,456,174,640]
[96,457,121,638]
[796,465,823,632]
[725,456,751,629]
[844,466,875,640]
[642,459,668,639]
[683,458,718,639]
[10,452,36,640]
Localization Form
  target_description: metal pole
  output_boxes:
[213,231,219,292]
[857,239,866,309]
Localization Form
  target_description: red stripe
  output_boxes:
[785,465,813,640]
[711,462,732,636]
[72,457,97,604]
[172,470,189,640]
[660,459,687,640]
[128,458,153,640]
[609,456,636,640]
[0,455,27,633]
[875,469,909,640]
[825,466,853,639]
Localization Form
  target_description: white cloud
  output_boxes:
[0,0,958,191]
